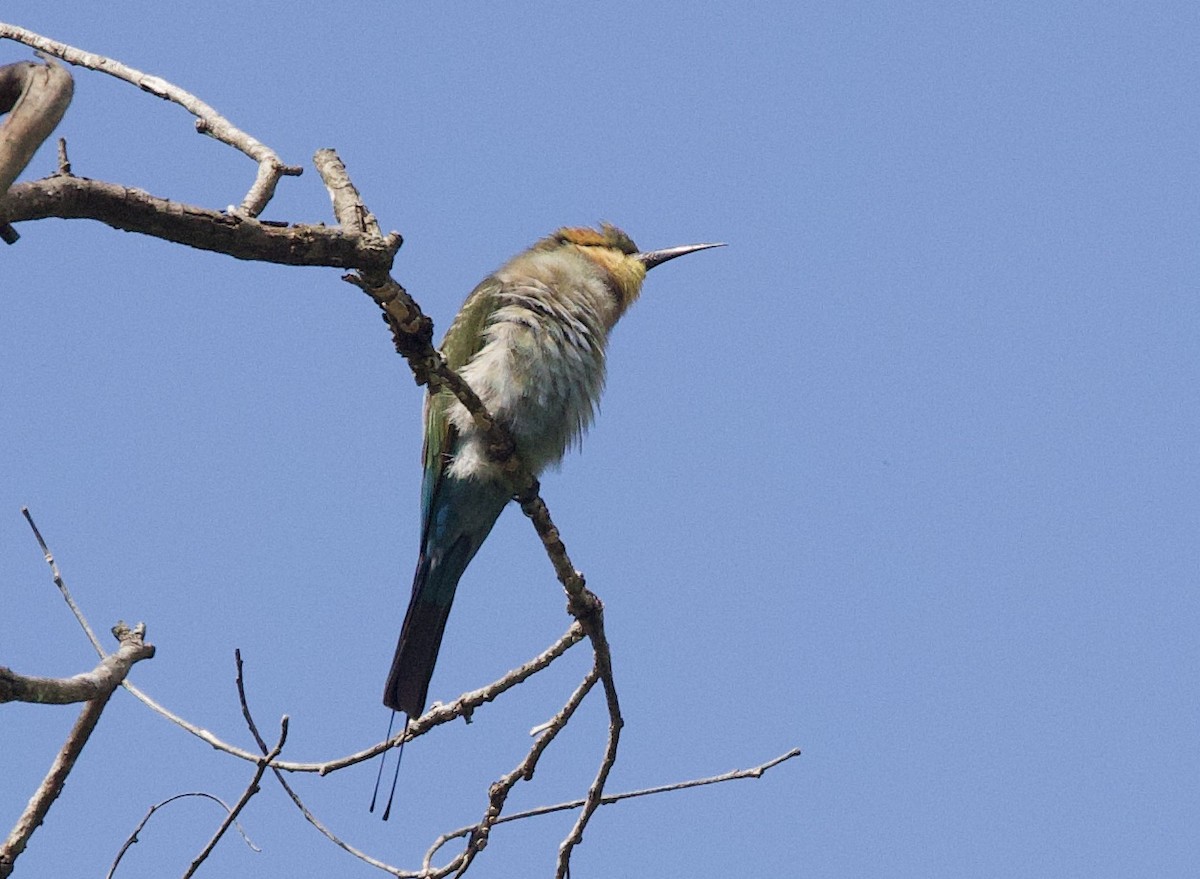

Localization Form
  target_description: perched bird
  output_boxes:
[383,224,722,717]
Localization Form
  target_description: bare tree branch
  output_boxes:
[106,793,261,879]
[557,695,621,878]
[429,747,803,851]
[21,506,105,656]
[183,717,288,878]
[23,502,574,786]
[105,623,585,775]
[2,174,400,268]
[0,629,154,704]
[0,623,154,879]
[0,21,301,216]
[442,668,600,877]
[235,650,412,877]
[25,524,583,777]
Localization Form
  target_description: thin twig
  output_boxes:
[512,490,625,879]
[132,623,586,775]
[429,747,803,847]
[557,696,621,879]
[105,793,260,879]
[432,668,600,877]
[22,506,104,656]
[235,651,410,877]
[183,717,288,878]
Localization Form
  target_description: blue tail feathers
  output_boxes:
[383,475,509,715]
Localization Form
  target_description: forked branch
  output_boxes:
[0,622,154,879]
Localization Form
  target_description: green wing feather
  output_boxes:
[420,277,501,527]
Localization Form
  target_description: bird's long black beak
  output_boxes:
[636,241,726,270]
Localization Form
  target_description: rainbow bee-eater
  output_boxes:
[383,224,723,717]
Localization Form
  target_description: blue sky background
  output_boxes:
[2,3,1197,877]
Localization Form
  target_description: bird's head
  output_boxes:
[539,223,724,318]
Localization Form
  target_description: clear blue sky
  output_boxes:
[3,3,1197,877]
